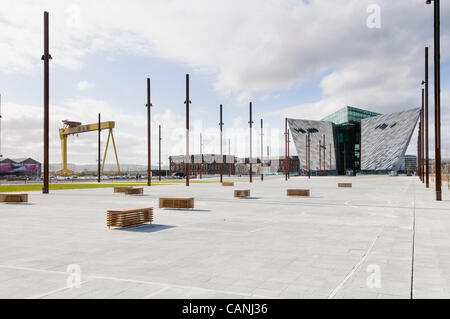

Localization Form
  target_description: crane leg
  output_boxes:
[102,130,111,174]
[110,129,121,174]
[56,134,74,175]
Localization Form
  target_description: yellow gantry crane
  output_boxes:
[56,120,121,175]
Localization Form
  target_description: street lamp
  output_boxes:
[426,0,442,200]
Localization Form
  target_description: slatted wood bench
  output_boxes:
[114,187,134,193]
[124,188,144,195]
[0,194,28,203]
[222,182,235,187]
[107,207,153,229]
[338,183,353,188]
[234,190,250,198]
[159,197,194,209]
[287,189,310,197]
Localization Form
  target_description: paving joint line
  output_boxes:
[0,264,274,299]
[327,227,383,299]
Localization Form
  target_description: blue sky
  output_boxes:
[0,0,449,165]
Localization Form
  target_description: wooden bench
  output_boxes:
[0,193,28,203]
[234,190,250,198]
[114,187,134,193]
[222,182,235,187]
[338,183,352,188]
[159,197,194,209]
[287,189,310,197]
[107,207,153,229]
[124,188,144,195]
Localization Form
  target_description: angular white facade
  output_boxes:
[360,108,420,171]
[288,119,337,171]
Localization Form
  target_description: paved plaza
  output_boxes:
[0,176,449,299]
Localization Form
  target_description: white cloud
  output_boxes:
[76,80,95,90]
[0,0,449,160]
[0,0,448,95]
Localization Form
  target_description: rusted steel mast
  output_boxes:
[425,47,430,188]
[200,133,202,179]
[429,0,442,200]
[219,104,224,183]
[285,118,288,181]
[98,113,101,183]
[42,11,51,194]
[287,129,290,179]
[307,132,311,179]
[147,78,152,186]
[261,119,264,181]
[159,125,162,181]
[249,102,253,183]
[421,88,425,182]
[185,74,191,186]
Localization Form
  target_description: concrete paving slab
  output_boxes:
[0,176,449,298]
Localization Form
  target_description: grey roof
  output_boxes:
[12,158,40,164]
[0,158,41,164]
[0,158,16,164]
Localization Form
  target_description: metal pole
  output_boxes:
[284,118,288,181]
[219,104,223,183]
[330,143,332,174]
[418,127,420,177]
[421,88,425,182]
[308,132,311,179]
[287,129,290,179]
[200,133,202,179]
[249,102,253,183]
[319,142,321,177]
[185,74,190,186]
[159,124,161,181]
[147,78,152,186]
[305,134,308,174]
[98,113,101,183]
[42,11,51,194]
[0,94,2,159]
[418,113,422,180]
[436,0,442,200]
[199,133,202,179]
[229,138,231,177]
[344,142,346,176]
[261,119,264,181]
[429,0,442,200]
[323,135,326,176]
[425,46,430,188]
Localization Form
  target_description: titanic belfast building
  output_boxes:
[288,106,420,176]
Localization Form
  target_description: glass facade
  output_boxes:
[322,106,380,125]
[322,106,380,175]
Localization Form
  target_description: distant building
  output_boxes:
[169,154,236,176]
[401,155,417,173]
[265,156,300,174]
[0,158,41,178]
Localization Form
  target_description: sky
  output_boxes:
[0,0,449,167]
